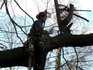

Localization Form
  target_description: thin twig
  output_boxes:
[73,47,79,70]
[59,4,89,22]
[62,47,71,70]
[4,0,27,35]
[14,0,34,22]
[13,23,24,44]
[4,0,24,44]
[73,13,89,22]
[0,43,7,49]
[0,0,4,9]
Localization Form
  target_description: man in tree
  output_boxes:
[27,11,48,70]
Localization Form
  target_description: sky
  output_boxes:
[79,0,93,10]
[0,0,93,70]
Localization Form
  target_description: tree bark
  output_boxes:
[46,34,93,52]
[60,4,74,34]
[0,47,31,67]
[54,0,74,34]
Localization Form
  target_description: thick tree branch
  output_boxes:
[0,33,93,67]
[46,34,93,52]
[0,47,32,67]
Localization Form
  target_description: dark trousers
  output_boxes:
[33,38,46,70]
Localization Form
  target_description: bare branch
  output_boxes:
[14,0,34,22]
[61,4,74,27]
[46,34,93,52]
[60,4,74,34]
[62,47,72,70]
[4,0,25,44]
[73,47,79,70]
[0,0,4,9]
[4,0,27,34]
[73,13,89,22]
[59,4,89,22]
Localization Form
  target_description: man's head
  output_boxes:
[36,11,47,20]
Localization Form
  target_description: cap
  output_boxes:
[36,12,47,19]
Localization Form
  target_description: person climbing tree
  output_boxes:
[27,10,48,70]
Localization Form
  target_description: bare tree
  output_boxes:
[0,0,93,70]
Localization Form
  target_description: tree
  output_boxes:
[0,0,93,70]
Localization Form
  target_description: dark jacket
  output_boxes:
[28,20,46,36]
